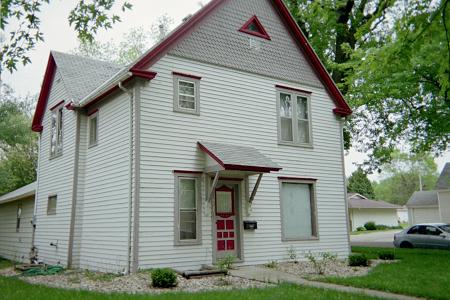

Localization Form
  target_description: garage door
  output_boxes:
[411,207,440,224]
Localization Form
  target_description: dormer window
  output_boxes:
[50,101,64,158]
[239,15,271,40]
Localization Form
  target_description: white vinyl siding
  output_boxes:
[138,54,349,271]
[280,181,317,240]
[277,90,312,146]
[173,76,200,115]
[0,198,34,263]
[174,175,202,245]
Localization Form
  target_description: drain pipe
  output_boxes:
[119,81,134,275]
[30,134,43,263]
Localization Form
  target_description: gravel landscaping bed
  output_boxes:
[0,267,271,294]
[274,259,397,279]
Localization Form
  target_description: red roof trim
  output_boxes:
[278,176,318,181]
[276,84,312,95]
[173,170,203,175]
[65,101,75,111]
[87,109,99,117]
[130,68,158,80]
[197,142,226,168]
[172,71,202,80]
[238,15,271,40]
[32,54,57,132]
[271,0,352,117]
[49,100,65,111]
[132,0,226,70]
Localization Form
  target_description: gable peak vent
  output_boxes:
[239,15,271,40]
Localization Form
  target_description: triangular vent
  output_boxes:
[239,15,271,40]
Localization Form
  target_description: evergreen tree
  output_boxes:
[347,167,375,199]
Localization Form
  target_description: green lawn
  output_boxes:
[320,247,450,300]
[0,276,378,300]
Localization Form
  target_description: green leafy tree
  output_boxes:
[347,167,375,199]
[372,151,438,205]
[1,0,132,72]
[286,0,449,170]
[0,84,38,196]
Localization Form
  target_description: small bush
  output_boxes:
[356,227,366,232]
[151,268,177,288]
[348,254,369,267]
[217,255,236,273]
[375,224,388,230]
[378,251,395,260]
[306,252,338,275]
[364,222,376,231]
[287,246,298,263]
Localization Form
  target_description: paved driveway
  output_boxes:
[350,230,402,248]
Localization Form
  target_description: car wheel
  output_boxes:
[400,241,413,248]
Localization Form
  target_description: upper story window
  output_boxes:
[88,110,99,147]
[47,195,57,215]
[173,72,201,115]
[50,101,64,157]
[277,87,312,146]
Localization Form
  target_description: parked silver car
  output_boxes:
[394,223,450,249]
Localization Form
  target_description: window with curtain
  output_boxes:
[278,90,311,145]
[280,181,317,240]
[175,174,201,245]
[50,103,64,157]
[173,75,200,115]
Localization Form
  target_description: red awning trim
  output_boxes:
[275,84,312,95]
[278,176,318,181]
[173,170,203,175]
[172,71,202,80]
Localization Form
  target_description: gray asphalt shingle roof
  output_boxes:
[347,193,401,209]
[198,141,281,172]
[436,162,450,190]
[0,181,36,204]
[406,190,439,207]
[51,51,122,102]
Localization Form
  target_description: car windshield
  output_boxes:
[438,225,450,233]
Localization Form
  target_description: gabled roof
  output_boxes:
[347,193,401,209]
[0,182,36,205]
[198,141,282,173]
[406,191,439,207]
[436,162,450,190]
[33,0,352,131]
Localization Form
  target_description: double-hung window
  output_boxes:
[277,89,312,146]
[175,174,201,245]
[279,179,318,240]
[88,110,99,147]
[47,195,57,215]
[173,72,201,115]
[50,102,64,157]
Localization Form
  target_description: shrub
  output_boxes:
[356,227,366,232]
[287,246,298,263]
[151,268,177,288]
[217,254,236,273]
[306,252,338,275]
[348,254,369,267]
[364,222,376,231]
[375,224,388,230]
[378,251,395,260]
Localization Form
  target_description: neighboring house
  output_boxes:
[407,163,450,224]
[397,206,409,224]
[347,193,401,231]
[0,182,36,262]
[0,0,353,273]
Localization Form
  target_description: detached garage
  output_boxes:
[0,182,36,263]
[348,193,401,231]
[406,191,440,225]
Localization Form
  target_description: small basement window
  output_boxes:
[173,72,201,115]
[47,195,57,215]
[88,110,99,147]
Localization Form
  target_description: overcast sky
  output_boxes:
[1,0,448,178]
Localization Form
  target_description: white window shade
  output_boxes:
[281,183,313,239]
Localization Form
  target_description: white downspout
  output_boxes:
[31,134,42,260]
[119,81,134,274]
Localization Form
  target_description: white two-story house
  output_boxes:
[0,0,352,273]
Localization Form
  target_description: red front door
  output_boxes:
[215,185,237,258]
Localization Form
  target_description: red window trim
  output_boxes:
[215,185,235,218]
[172,71,202,80]
[173,170,203,175]
[239,15,271,41]
[87,109,99,117]
[49,100,65,111]
[276,84,312,95]
[278,176,318,182]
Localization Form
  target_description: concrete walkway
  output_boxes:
[230,266,422,300]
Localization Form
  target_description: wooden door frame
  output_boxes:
[210,178,244,264]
